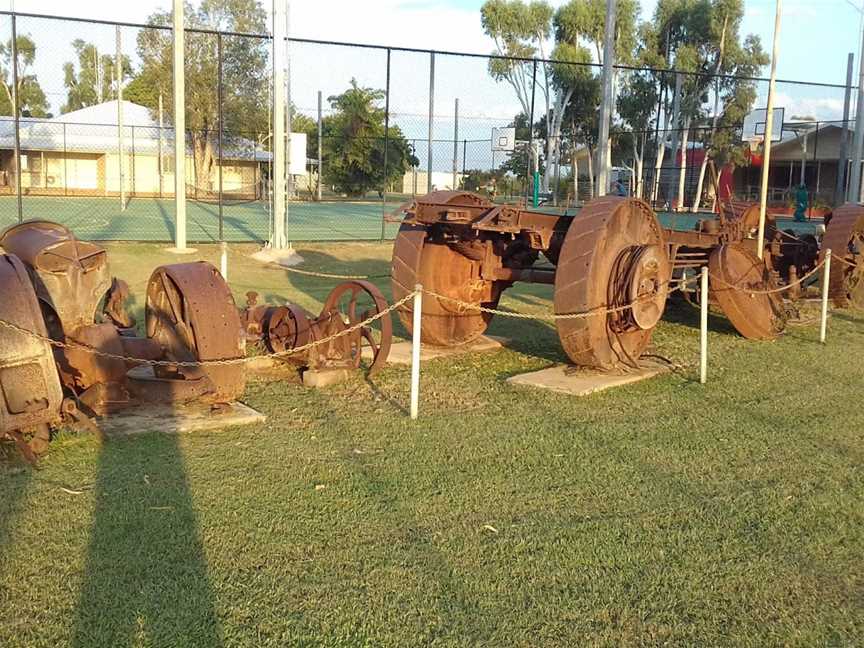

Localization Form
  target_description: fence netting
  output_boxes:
[0,11,856,243]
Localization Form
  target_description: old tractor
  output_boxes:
[390,191,861,369]
[0,220,246,461]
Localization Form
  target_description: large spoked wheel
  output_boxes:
[391,196,502,347]
[146,262,246,401]
[320,280,393,374]
[821,203,864,308]
[554,197,670,369]
[708,244,785,340]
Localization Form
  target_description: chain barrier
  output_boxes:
[707,257,827,295]
[0,292,416,368]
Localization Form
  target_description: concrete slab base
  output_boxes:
[302,367,352,388]
[250,246,304,267]
[97,401,266,436]
[164,247,198,254]
[506,358,671,397]
[364,335,509,365]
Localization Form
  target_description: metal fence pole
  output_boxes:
[410,285,423,420]
[131,125,136,196]
[381,48,391,240]
[821,249,831,343]
[217,31,224,241]
[700,266,708,384]
[172,0,187,249]
[462,138,467,188]
[116,25,125,211]
[63,122,68,197]
[271,0,287,249]
[836,53,853,205]
[527,58,537,203]
[316,89,323,201]
[427,51,434,193]
[850,25,864,202]
[757,0,783,259]
[452,97,459,190]
[11,14,22,223]
[595,0,616,197]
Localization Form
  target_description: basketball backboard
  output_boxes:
[491,127,516,152]
[742,107,785,146]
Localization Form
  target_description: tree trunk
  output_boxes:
[692,152,709,212]
[587,145,595,200]
[676,118,691,211]
[192,132,214,195]
[572,149,579,205]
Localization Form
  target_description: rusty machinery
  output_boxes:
[0,220,246,460]
[390,191,861,369]
[240,280,393,375]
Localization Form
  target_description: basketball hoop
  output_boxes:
[746,136,763,154]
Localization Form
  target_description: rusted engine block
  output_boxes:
[0,220,246,460]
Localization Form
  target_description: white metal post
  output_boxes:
[595,0,616,197]
[172,0,187,250]
[220,240,229,281]
[821,249,831,343]
[757,0,783,259]
[427,53,435,194]
[849,25,864,202]
[271,0,287,249]
[452,97,459,190]
[700,266,708,385]
[317,89,323,201]
[410,285,423,420]
[116,25,125,212]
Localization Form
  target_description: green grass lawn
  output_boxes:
[1,240,862,647]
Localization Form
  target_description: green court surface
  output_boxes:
[0,195,820,243]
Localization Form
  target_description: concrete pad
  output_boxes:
[250,246,304,267]
[164,247,198,254]
[98,401,266,436]
[506,358,671,397]
[302,367,352,387]
[363,335,509,365]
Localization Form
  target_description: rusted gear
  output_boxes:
[820,203,864,308]
[708,243,785,340]
[145,262,246,402]
[554,197,669,369]
[319,280,393,374]
[266,305,313,355]
[0,253,64,462]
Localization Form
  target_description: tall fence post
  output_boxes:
[63,122,68,197]
[381,48,391,241]
[116,25,125,212]
[271,0,287,249]
[836,53,853,205]
[526,58,537,203]
[316,89,323,201]
[172,0,187,250]
[452,98,459,190]
[821,249,831,344]
[427,52,435,193]
[410,285,423,420]
[462,138,467,182]
[700,266,709,385]
[217,31,224,242]
[11,14,22,223]
[595,0,617,197]
[757,0,783,258]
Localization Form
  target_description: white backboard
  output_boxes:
[742,107,784,143]
[289,132,307,176]
[491,127,516,152]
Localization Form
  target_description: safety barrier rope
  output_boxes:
[0,292,416,368]
[707,257,828,295]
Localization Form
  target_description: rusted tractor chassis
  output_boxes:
[391,191,849,369]
[0,220,246,460]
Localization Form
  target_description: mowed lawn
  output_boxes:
[0,240,862,647]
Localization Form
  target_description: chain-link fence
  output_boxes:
[0,10,856,243]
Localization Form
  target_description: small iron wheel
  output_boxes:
[320,280,393,374]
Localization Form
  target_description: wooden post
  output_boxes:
[700,266,709,384]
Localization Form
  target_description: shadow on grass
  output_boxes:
[71,433,223,648]
[0,446,32,584]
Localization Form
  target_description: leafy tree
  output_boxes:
[62,40,132,113]
[322,79,417,197]
[128,0,270,190]
[0,34,50,117]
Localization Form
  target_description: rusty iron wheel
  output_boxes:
[821,203,864,308]
[320,280,393,374]
[554,197,669,369]
[265,305,313,355]
[145,262,246,401]
[708,243,785,340]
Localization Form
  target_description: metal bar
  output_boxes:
[218,31,224,241]
[410,286,422,420]
[452,97,459,190]
[700,266,708,384]
[11,15,21,222]
[316,90,323,201]
[595,0,616,197]
[851,25,864,202]
[63,122,67,197]
[427,51,434,193]
[116,25,125,211]
[757,0,782,259]
[158,92,164,198]
[131,124,136,196]
[381,48,391,240]
[462,138,467,184]
[489,267,556,284]
[172,0,187,249]
[821,249,831,343]
[527,58,537,203]
[836,53,853,205]
[271,0,287,248]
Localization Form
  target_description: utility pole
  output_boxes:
[271,0,288,249]
[595,0,617,197]
[756,0,782,259]
[116,25,125,212]
[172,0,187,250]
[849,24,864,203]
